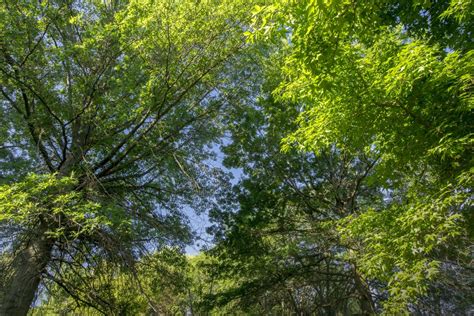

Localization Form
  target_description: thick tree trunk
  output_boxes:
[0,222,53,316]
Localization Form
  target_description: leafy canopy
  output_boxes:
[247,0,473,312]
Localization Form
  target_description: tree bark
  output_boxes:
[353,268,375,315]
[0,221,53,316]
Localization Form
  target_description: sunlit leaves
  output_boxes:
[0,173,129,239]
[250,0,473,311]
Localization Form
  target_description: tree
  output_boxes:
[249,0,473,312]
[205,57,383,314]
[0,0,257,314]
[31,247,190,315]
[33,250,249,315]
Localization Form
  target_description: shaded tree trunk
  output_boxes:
[353,268,375,315]
[0,221,53,316]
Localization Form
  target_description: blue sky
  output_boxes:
[185,142,242,255]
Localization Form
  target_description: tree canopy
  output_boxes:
[0,0,258,313]
[0,0,472,315]
[244,0,473,312]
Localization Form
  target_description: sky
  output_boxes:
[184,141,243,255]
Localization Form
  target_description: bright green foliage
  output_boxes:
[0,0,258,313]
[340,179,470,311]
[249,0,473,312]
[185,254,244,315]
[1,0,472,314]
[32,248,190,315]
[0,173,129,239]
[32,250,243,315]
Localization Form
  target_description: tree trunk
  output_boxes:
[353,268,375,315]
[0,221,53,316]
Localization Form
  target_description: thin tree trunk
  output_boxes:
[353,267,375,315]
[1,221,53,316]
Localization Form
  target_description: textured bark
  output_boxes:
[0,222,53,316]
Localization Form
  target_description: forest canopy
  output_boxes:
[0,0,472,315]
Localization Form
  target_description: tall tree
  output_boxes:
[0,0,256,314]
[249,0,473,312]
[206,58,382,314]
